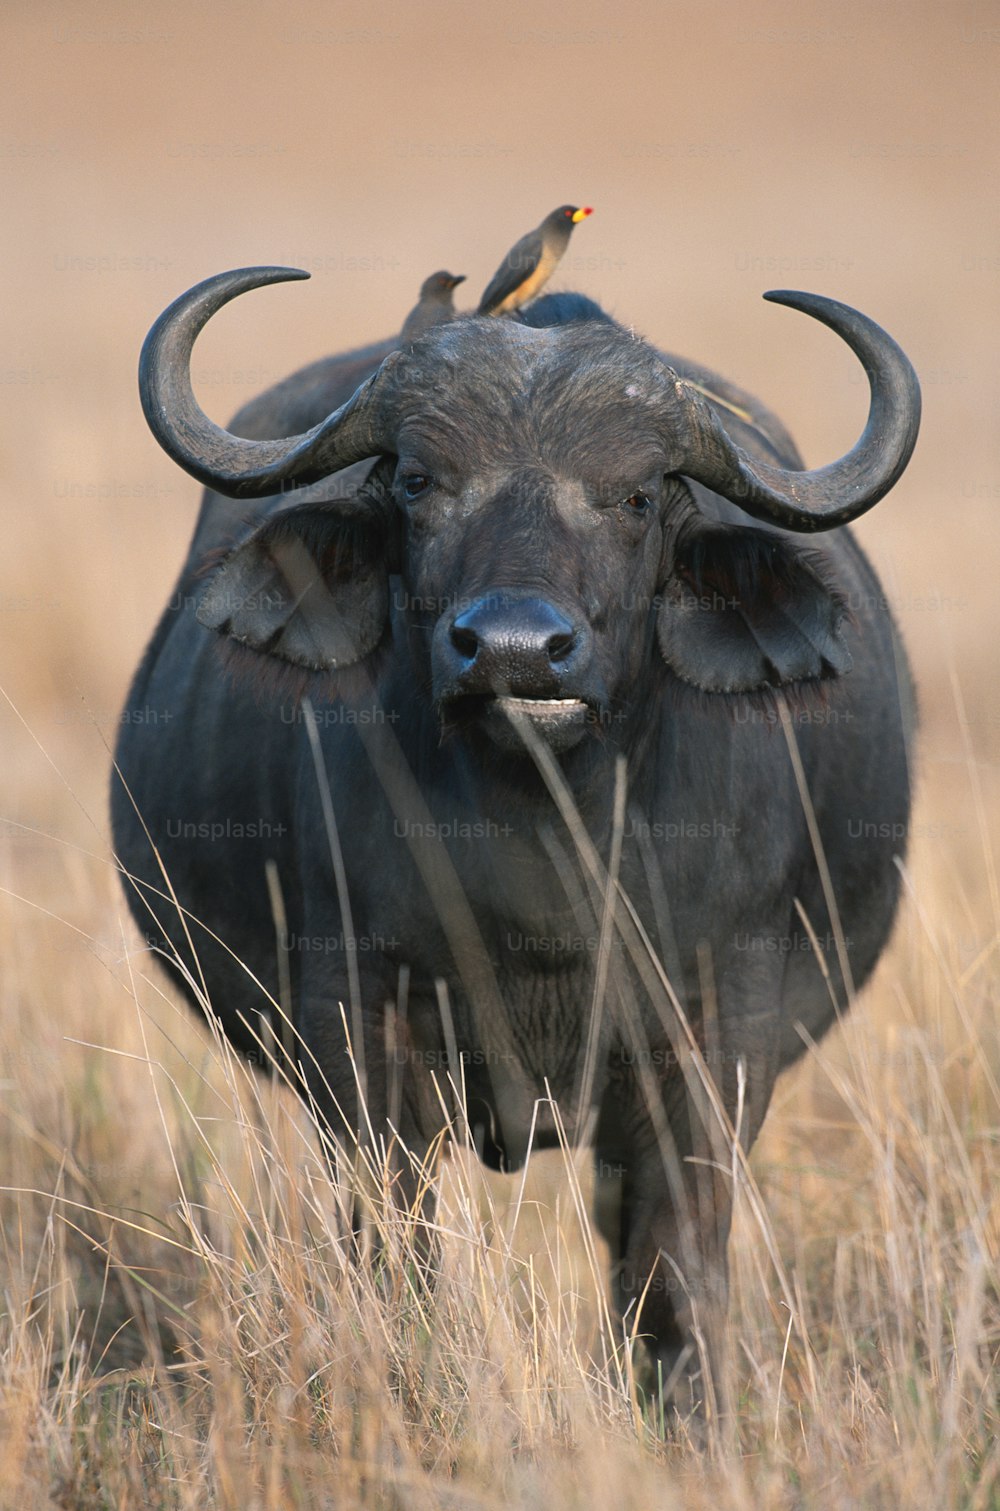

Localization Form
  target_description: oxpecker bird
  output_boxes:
[478,205,593,316]
[400,270,466,343]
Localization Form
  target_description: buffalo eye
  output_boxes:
[622,491,652,514]
[401,472,432,501]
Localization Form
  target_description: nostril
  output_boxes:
[451,623,479,661]
[547,630,576,664]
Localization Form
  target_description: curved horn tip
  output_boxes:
[140,266,312,375]
[760,287,919,365]
[673,287,920,532]
[762,287,818,306]
[138,263,395,500]
[178,264,311,300]
[762,288,857,320]
[760,287,921,408]
[148,265,312,328]
[230,264,311,284]
[210,264,310,283]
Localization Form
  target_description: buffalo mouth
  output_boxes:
[441,692,593,753]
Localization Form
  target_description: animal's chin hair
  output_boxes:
[434,697,491,745]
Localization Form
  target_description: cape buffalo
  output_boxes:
[113,266,919,1404]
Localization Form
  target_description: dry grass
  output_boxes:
[2,1,998,1501]
[0,728,997,1508]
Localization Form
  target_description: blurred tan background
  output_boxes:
[1,0,997,1000]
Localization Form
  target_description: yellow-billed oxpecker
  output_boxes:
[478,205,593,316]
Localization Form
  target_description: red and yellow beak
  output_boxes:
[572,206,594,222]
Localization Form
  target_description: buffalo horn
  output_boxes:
[671,290,921,532]
[138,266,400,500]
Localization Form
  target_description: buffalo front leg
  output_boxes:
[594,1095,729,1417]
[594,1007,780,1420]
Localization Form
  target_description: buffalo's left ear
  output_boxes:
[657,520,852,692]
[198,504,397,670]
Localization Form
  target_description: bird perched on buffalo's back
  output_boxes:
[477,205,593,317]
[400,270,466,343]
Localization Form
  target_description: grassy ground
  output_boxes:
[1,730,997,1507]
[2,0,998,1502]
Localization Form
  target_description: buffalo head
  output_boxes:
[140,267,920,753]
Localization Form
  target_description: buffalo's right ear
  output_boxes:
[198,505,397,670]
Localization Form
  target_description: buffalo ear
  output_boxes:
[657,522,852,693]
[198,507,394,670]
